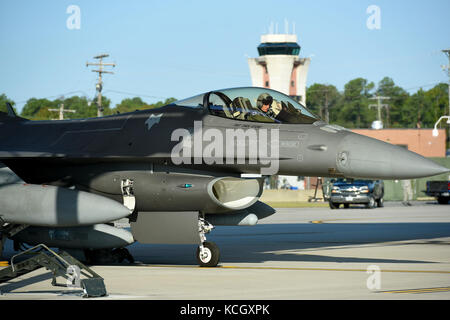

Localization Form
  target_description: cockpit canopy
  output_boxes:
[170,87,319,124]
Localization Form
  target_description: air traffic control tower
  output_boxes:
[248,33,310,105]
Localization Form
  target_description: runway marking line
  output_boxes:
[379,287,450,294]
[142,264,450,274]
[308,218,379,223]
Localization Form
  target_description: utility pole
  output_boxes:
[323,90,330,123]
[86,54,115,117]
[443,49,450,115]
[48,97,76,120]
[442,49,450,144]
[314,87,331,123]
[369,96,390,128]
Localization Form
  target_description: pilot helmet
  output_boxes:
[257,93,274,110]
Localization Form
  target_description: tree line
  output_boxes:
[306,77,449,129]
[1,76,448,129]
[0,94,176,120]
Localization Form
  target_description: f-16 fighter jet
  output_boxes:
[1,87,448,266]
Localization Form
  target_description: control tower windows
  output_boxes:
[257,42,301,56]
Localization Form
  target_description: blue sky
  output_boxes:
[1,0,449,112]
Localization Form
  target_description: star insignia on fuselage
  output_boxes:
[145,113,163,130]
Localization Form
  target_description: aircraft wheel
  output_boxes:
[196,241,220,267]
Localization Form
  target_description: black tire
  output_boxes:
[196,241,220,267]
[377,197,384,208]
[365,196,376,209]
[437,197,449,205]
[112,248,135,263]
[329,201,340,209]
[344,204,350,209]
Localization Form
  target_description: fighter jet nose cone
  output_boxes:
[391,149,449,178]
[427,162,450,175]
[337,133,450,179]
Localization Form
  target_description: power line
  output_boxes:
[402,81,445,92]
[15,90,92,104]
[104,89,170,100]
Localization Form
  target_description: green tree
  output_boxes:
[401,89,431,128]
[0,94,16,114]
[147,97,177,109]
[423,83,449,127]
[111,97,147,114]
[400,84,448,129]
[33,107,54,120]
[306,84,341,123]
[21,96,112,120]
[109,97,177,115]
[21,98,58,119]
[375,77,409,128]
[339,78,375,128]
[59,96,110,119]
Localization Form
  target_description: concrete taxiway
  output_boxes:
[1,201,450,300]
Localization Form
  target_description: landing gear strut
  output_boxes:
[196,217,220,267]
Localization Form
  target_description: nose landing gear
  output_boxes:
[196,217,220,267]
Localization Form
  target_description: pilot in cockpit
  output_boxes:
[257,94,278,118]
[256,93,287,121]
[257,93,301,123]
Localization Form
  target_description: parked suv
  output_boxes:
[327,178,384,209]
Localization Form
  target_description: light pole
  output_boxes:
[432,116,450,137]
